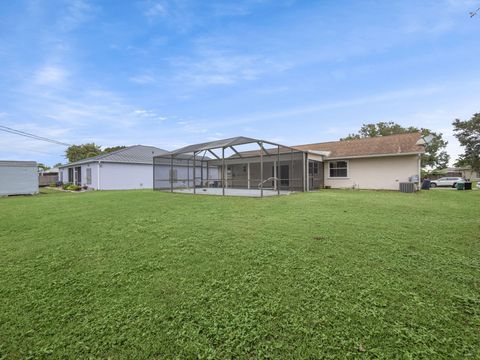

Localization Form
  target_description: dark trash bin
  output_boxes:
[464,182,472,190]
[456,182,465,190]
[421,179,431,190]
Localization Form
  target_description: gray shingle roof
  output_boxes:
[59,145,168,167]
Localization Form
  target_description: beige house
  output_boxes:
[154,133,426,195]
[295,133,425,190]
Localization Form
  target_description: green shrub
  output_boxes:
[62,184,82,191]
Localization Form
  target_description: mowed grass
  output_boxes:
[0,189,479,359]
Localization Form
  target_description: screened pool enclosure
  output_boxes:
[153,137,327,197]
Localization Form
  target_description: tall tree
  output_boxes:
[341,121,449,169]
[452,113,480,171]
[103,146,126,154]
[37,163,50,172]
[65,143,102,163]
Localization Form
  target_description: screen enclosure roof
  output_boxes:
[159,136,307,157]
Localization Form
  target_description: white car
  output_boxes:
[430,177,464,188]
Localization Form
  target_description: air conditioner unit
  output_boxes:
[399,182,416,193]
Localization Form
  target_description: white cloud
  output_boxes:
[129,74,156,84]
[172,50,292,86]
[133,109,168,121]
[210,3,251,17]
[176,120,208,133]
[145,1,167,20]
[57,0,96,32]
[34,66,68,85]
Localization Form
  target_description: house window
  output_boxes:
[329,161,348,178]
[86,168,92,185]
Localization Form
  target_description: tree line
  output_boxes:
[64,144,126,163]
[341,112,480,172]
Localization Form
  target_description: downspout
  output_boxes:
[97,161,101,190]
[418,154,421,188]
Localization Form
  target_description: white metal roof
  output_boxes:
[59,145,167,167]
[0,160,37,167]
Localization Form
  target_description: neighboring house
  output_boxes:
[58,145,168,190]
[38,167,59,187]
[436,167,479,181]
[295,133,425,190]
[0,161,39,196]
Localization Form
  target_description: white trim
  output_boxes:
[325,152,423,160]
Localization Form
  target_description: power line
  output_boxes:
[0,125,72,146]
[0,125,71,146]
[17,149,65,157]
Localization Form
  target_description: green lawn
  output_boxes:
[0,190,479,359]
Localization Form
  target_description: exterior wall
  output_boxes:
[0,162,38,195]
[60,162,150,190]
[59,167,66,183]
[324,155,420,190]
[98,163,152,190]
[59,163,99,189]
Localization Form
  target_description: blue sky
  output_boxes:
[0,0,479,166]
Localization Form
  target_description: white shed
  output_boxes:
[0,161,39,196]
